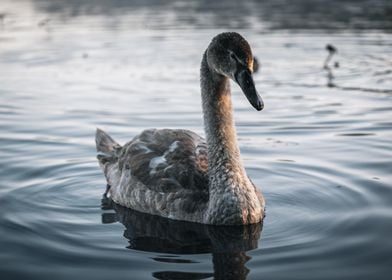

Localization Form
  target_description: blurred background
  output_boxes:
[0,1,391,280]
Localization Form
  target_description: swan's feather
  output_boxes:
[124,128,208,192]
[96,128,209,195]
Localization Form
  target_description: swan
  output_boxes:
[96,32,265,225]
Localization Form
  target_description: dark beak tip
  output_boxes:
[256,102,264,111]
[255,96,264,111]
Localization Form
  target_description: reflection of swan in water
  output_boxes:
[102,199,262,280]
[96,32,265,225]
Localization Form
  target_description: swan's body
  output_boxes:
[96,32,265,225]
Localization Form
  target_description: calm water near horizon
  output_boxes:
[0,0,391,279]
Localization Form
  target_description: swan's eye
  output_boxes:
[229,52,237,61]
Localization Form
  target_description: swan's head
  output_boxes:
[206,32,263,111]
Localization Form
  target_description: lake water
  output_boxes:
[1,0,391,279]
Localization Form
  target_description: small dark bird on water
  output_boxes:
[323,44,339,87]
[324,44,338,69]
[326,44,337,54]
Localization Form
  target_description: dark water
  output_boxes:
[1,0,392,279]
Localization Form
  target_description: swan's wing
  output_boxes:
[119,129,208,193]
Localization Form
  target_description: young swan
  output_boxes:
[96,32,265,225]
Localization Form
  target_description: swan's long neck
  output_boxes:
[200,52,248,189]
[200,51,263,225]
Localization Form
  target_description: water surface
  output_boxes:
[1,0,392,279]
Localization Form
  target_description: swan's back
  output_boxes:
[96,128,210,221]
[124,129,208,191]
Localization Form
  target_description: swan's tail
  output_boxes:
[95,128,121,167]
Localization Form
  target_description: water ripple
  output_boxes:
[1,0,392,279]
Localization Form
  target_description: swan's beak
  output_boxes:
[234,69,264,111]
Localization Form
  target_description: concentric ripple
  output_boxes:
[1,0,392,279]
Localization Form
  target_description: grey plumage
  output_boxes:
[96,32,265,225]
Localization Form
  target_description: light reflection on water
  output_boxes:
[0,0,391,279]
